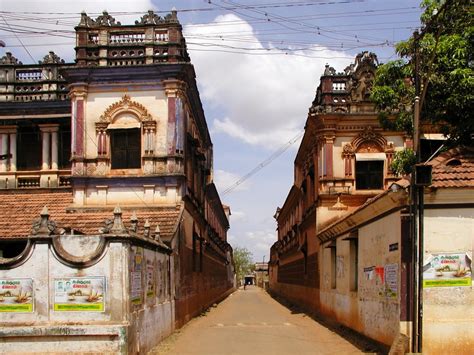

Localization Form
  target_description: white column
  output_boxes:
[51,130,59,170]
[0,134,7,172]
[42,131,50,170]
[9,132,16,172]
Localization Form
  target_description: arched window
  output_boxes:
[96,95,156,170]
[346,128,388,191]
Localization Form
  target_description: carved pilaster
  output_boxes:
[95,122,108,157]
[342,143,355,177]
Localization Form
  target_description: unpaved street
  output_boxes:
[150,286,368,355]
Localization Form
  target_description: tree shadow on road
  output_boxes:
[267,291,389,355]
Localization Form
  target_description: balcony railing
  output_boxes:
[110,33,146,44]
[16,70,43,81]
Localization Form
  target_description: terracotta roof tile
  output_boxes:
[429,147,474,188]
[0,189,182,239]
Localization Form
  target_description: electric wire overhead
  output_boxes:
[221,130,304,196]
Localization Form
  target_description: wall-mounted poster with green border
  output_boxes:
[0,278,34,312]
[423,252,472,288]
[53,277,105,312]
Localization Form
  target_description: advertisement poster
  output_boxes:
[0,278,34,312]
[130,246,143,305]
[384,263,398,298]
[146,258,156,299]
[423,253,472,287]
[363,266,375,280]
[53,277,105,312]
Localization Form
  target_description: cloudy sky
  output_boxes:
[0,0,422,262]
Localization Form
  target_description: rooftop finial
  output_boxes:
[110,205,126,233]
[130,211,138,233]
[144,219,151,238]
[32,205,56,235]
[154,224,161,241]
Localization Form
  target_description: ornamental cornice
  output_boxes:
[351,126,387,151]
[69,85,88,99]
[163,79,187,98]
[99,94,153,123]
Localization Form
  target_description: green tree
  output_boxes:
[233,246,255,285]
[371,0,473,174]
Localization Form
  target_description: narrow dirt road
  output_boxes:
[149,286,366,355]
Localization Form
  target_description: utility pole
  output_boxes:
[413,28,422,353]
[411,29,421,353]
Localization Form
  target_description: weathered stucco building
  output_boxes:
[269,52,472,353]
[316,147,473,354]
[270,52,408,315]
[0,10,233,353]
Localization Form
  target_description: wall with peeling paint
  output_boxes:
[319,211,401,346]
[422,206,474,354]
[0,238,174,354]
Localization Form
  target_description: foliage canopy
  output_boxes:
[233,246,255,284]
[371,0,473,151]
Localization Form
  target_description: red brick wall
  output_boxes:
[277,252,319,288]
[270,251,321,315]
[175,246,234,328]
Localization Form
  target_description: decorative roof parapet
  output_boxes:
[78,9,179,28]
[39,51,65,65]
[323,51,378,77]
[78,11,121,27]
[355,51,378,68]
[1,52,22,65]
[323,64,336,76]
[135,9,179,25]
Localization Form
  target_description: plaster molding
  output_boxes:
[99,94,153,123]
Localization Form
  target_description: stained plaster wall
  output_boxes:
[129,247,174,354]
[78,184,180,206]
[422,204,474,354]
[320,211,401,346]
[0,239,174,354]
[72,87,185,207]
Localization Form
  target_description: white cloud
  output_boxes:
[229,210,246,223]
[214,169,250,194]
[1,0,154,63]
[185,14,353,149]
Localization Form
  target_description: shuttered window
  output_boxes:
[110,128,141,169]
[17,126,41,170]
[355,160,384,190]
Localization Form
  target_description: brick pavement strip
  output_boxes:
[149,286,367,355]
